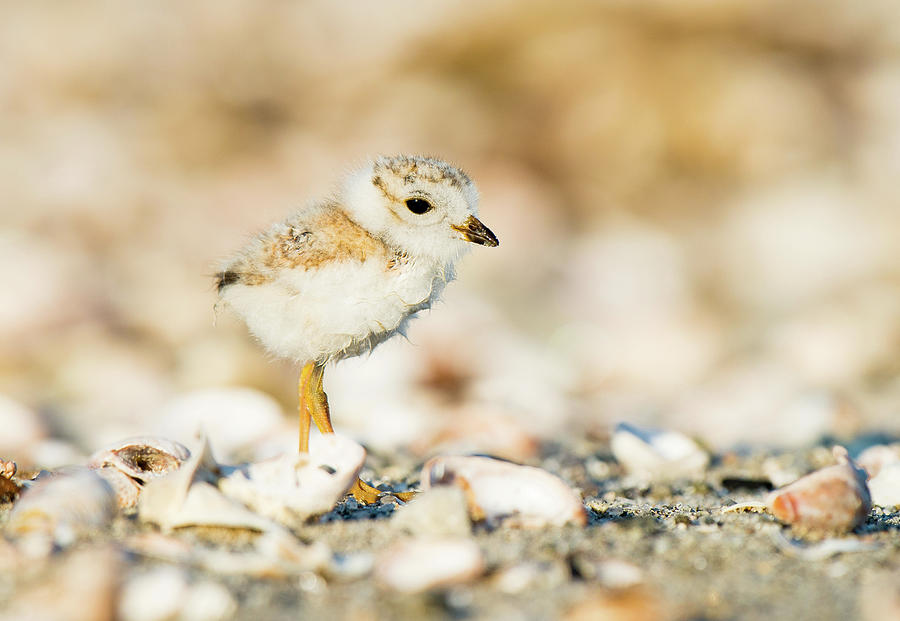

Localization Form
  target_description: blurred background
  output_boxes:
[2,0,900,469]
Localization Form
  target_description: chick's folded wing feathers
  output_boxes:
[215,204,386,294]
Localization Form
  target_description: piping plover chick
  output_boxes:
[216,154,498,503]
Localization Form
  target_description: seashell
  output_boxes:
[88,436,190,509]
[856,443,900,479]
[93,466,142,510]
[374,537,484,593]
[610,422,709,480]
[421,455,586,527]
[6,468,116,549]
[766,446,871,533]
[88,436,190,482]
[219,433,365,526]
[392,486,472,537]
[138,436,275,532]
[867,462,900,508]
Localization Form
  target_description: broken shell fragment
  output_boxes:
[219,433,365,526]
[138,436,274,532]
[610,422,709,480]
[766,446,871,533]
[867,462,900,508]
[375,537,484,593]
[88,436,190,509]
[421,455,586,527]
[392,486,472,537]
[6,468,116,548]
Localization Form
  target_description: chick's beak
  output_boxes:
[452,215,499,247]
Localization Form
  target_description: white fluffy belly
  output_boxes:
[222,258,448,363]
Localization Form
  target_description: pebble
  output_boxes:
[421,455,586,527]
[375,537,484,593]
[610,422,709,480]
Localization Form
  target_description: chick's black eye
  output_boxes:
[405,198,432,215]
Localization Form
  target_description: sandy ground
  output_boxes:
[2,441,897,621]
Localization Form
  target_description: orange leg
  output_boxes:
[304,362,415,504]
[298,361,315,453]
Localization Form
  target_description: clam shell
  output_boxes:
[88,436,190,481]
[766,446,871,533]
[6,468,116,547]
[421,455,586,527]
[88,436,190,510]
[611,422,709,480]
[219,433,365,525]
[375,537,484,593]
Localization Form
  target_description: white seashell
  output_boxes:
[93,466,142,510]
[155,388,285,462]
[375,537,484,593]
[856,443,900,479]
[610,422,709,479]
[219,433,365,525]
[6,468,116,549]
[392,486,472,537]
[421,455,586,527]
[88,436,190,482]
[89,436,190,509]
[867,462,900,508]
[138,436,275,532]
[766,446,871,533]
